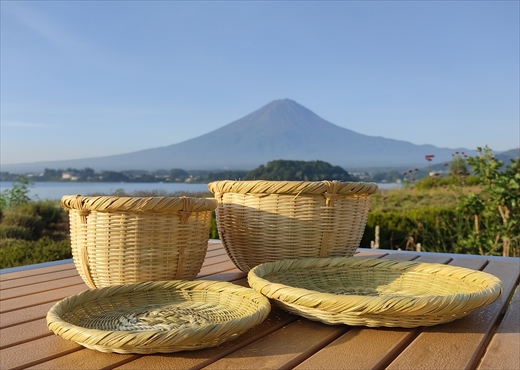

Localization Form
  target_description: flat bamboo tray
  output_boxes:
[248,257,503,328]
[47,280,271,354]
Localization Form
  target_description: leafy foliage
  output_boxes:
[0,237,71,269]
[365,147,520,257]
[0,175,32,208]
[0,187,71,268]
[459,146,520,256]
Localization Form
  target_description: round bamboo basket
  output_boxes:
[61,195,217,288]
[47,280,271,353]
[207,180,378,271]
[248,257,503,327]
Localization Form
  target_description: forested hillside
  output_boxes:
[243,160,358,181]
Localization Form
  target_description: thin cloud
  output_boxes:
[4,3,86,54]
[2,2,122,71]
[1,121,63,129]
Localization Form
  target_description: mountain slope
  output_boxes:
[3,99,476,172]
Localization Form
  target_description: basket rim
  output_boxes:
[247,257,503,316]
[47,280,271,353]
[208,180,378,196]
[61,194,217,213]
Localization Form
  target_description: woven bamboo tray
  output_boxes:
[61,195,217,288]
[207,180,378,272]
[248,257,503,328]
[47,280,271,354]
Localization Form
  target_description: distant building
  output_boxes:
[62,172,79,181]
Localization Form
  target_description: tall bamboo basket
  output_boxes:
[61,195,217,288]
[207,180,378,272]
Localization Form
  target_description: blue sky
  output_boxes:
[1,1,519,166]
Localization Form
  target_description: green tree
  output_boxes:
[0,175,33,209]
[169,169,189,182]
[99,171,130,182]
[78,167,96,181]
[42,168,62,181]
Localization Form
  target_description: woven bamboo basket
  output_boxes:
[248,257,503,328]
[207,180,378,271]
[46,280,271,354]
[61,195,217,288]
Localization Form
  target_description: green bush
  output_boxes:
[360,206,476,254]
[1,210,45,240]
[0,224,34,240]
[0,237,72,269]
[414,175,480,190]
[25,201,64,226]
[0,197,71,268]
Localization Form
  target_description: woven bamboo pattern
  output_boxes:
[248,257,503,328]
[208,180,378,271]
[46,280,271,354]
[61,195,217,288]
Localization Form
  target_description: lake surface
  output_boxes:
[0,181,400,201]
[0,182,212,201]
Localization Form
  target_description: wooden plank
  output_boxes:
[0,276,85,300]
[197,260,239,278]
[447,256,488,271]
[207,241,224,251]
[204,318,349,370]
[295,327,419,370]
[354,251,388,258]
[204,248,228,258]
[201,253,234,267]
[386,258,520,370]
[0,302,57,329]
[0,335,83,370]
[25,349,140,370]
[0,284,88,313]
[197,271,247,282]
[0,262,76,281]
[0,318,52,349]
[478,286,520,370]
[382,253,419,261]
[0,269,81,290]
[413,255,452,264]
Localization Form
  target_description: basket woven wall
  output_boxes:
[61,195,217,288]
[207,180,378,272]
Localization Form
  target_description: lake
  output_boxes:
[0,182,212,201]
[0,181,400,201]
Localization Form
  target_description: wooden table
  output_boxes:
[1,240,519,370]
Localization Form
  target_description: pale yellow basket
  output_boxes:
[208,180,378,272]
[61,195,217,288]
[248,257,503,328]
[47,280,271,354]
